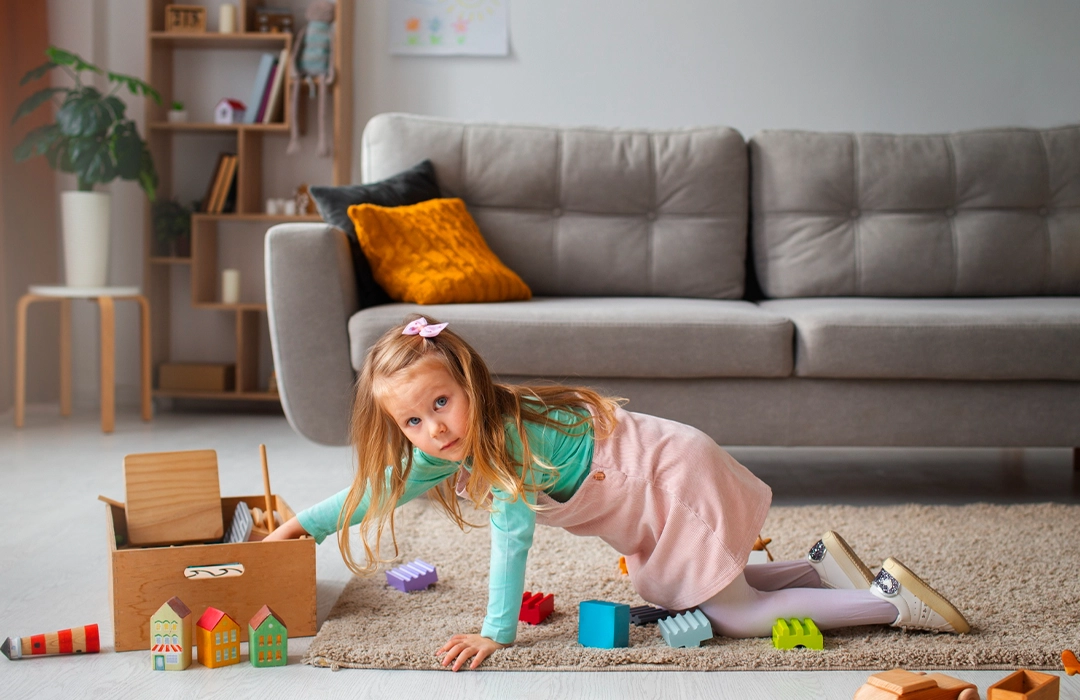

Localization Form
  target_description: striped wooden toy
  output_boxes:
[1,623,100,659]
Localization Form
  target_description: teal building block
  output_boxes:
[771,618,823,650]
[657,609,713,648]
[577,600,630,648]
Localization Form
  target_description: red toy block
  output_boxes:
[519,591,554,625]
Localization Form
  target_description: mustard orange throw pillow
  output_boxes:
[347,198,532,305]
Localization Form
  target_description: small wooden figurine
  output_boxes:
[386,559,438,592]
[150,597,192,670]
[248,605,287,667]
[658,610,714,649]
[987,670,1059,700]
[578,600,630,649]
[772,617,823,650]
[1,624,99,660]
[854,669,979,700]
[214,99,246,124]
[165,5,207,33]
[1063,649,1079,676]
[519,592,554,625]
[196,607,240,668]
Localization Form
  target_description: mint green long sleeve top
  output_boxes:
[295,407,594,644]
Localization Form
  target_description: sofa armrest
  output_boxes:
[265,223,359,445]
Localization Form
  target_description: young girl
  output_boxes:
[267,316,969,671]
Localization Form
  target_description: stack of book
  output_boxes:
[201,153,238,214]
[245,49,289,125]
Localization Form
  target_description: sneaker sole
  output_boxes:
[882,557,971,634]
[822,531,874,589]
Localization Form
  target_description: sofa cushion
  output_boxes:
[348,298,793,379]
[310,159,442,307]
[348,198,532,305]
[361,113,749,299]
[759,297,1080,380]
[750,126,1080,298]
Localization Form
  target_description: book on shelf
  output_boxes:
[200,152,231,213]
[244,52,278,124]
[261,47,290,124]
[210,155,238,214]
[254,61,277,123]
[218,156,239,213]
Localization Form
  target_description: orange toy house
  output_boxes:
[196,607,240,668]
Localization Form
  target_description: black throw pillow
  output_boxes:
[310,159,442,308]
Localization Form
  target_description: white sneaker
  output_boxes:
[807,531,875,590]
[871,557,971,634]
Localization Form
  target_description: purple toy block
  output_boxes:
[386,559,438,592]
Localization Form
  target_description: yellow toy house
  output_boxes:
[196,607,240,668]
[150,596,192,671]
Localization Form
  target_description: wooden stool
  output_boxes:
[14,285,151,433]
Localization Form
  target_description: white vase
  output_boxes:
[167,109,188,123]
[61,191,111,287]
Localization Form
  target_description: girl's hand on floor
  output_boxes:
[437,634,507,671]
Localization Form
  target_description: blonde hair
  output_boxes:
[337,314,622,576]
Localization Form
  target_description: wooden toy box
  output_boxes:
[106,495,316,652]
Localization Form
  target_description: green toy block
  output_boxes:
[771,617,823,650]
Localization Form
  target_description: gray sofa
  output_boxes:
[266,113,1080,461]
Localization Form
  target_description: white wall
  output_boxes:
[47,0,1080,406]
[353,0,1080,140]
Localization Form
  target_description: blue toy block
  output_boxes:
[657,609,713,648]
[577,600,630,648]
[386,559,438,592]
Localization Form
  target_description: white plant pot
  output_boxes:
[61,191,111,287]
[167,109,188,123]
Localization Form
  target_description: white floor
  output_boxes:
[1,405,1078,699]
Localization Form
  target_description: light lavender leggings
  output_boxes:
[696,561,899,638]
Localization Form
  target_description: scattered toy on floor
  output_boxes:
[658,610,713,649]
[1,623,100,660]
[1063,649,1079,676]
[987,669,1059,700]
[386,559,438,592]
[629,605,671,626]
[854,669,979,700]
[519,592,554,625]
[752,534,774,561]
[772,618,823,650]
[249,605,288,667]
[578,600,630,649]
[150,597,192,671]
[618,556,628,575]
[196,608,241,668]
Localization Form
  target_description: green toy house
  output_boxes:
[248,605,287,667]
[150,596,192,671]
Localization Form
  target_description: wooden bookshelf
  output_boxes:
[143,0,353,402]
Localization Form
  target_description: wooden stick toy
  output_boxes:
[2,623,100,660]
[97,494,125,509]
[260,443,275,534]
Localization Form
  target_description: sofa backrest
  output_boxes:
[750,126,1080,298]
[362,113,749,299]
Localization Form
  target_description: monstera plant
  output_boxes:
[11,46,161,286]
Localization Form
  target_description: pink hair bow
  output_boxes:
[402,317,448,338]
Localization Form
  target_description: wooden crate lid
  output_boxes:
[124,450,224,546]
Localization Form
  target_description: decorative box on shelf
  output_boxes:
[159,363,236,392]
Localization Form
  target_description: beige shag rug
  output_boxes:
[304,500,1080,671]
